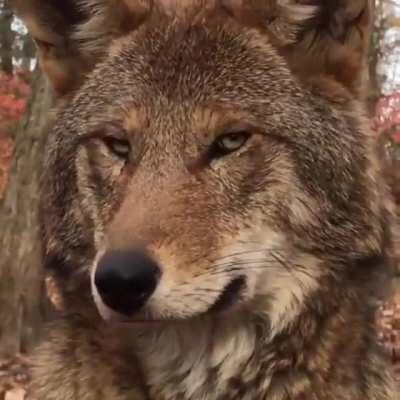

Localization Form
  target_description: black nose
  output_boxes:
[95,250,160,316]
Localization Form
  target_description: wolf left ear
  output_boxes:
[227,0,372,98]
[11,0,91,95]
[11,0,150,96]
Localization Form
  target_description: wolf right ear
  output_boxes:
[11,0,150,96]
[225,0,373,98]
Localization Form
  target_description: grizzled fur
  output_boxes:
[12,0,398,399]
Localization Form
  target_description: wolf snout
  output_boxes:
[94,250,161,316]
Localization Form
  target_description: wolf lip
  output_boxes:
[210,276,246,313]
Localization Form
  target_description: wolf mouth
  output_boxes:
[209,276,246,313]
[120,275,247,323]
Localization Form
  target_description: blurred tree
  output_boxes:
[372,0,400,210]
[369,0,386,112]
[0,70,53,354]
[0,3,53,354]
[0,0,13,74]
[0,70,30,198]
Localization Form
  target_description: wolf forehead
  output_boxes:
[68,18,297,119]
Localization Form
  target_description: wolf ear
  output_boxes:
[226,0,372,98]
[11,0,150,96]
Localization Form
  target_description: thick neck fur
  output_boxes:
[133,313,274,400]
[121,290,385,400]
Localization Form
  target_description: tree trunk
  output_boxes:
[0,0,14,74]
[366,0,385,115]
[20,36,36,72]
[0,70,53,354]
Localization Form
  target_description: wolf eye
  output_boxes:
[212,132,251,157]
[103,137,130,159]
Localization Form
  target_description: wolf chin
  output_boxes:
[12,0,398,399]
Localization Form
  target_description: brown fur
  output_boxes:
[12,1,398,399]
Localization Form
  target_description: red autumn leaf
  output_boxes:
[375,92,400,135]
[0,71,31,126]
[393,132,400,144]
[0,70,31,197]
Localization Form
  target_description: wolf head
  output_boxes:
[14,0,393,332]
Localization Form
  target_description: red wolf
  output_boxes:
[12,1,399,399]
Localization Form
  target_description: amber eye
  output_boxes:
[211,131,251,158]
[103,137,131,159]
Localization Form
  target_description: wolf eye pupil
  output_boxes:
[104,138,130,158]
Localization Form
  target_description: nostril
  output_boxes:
[94,250,160,316]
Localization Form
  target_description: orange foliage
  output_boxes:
[0,70,31,198]
[374,92,400,206]
[0,70,30,125]
[375,93,400,145]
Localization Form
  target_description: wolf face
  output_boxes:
[13,2,400,399]
[14,0,390,329]
[38,6,395,342]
